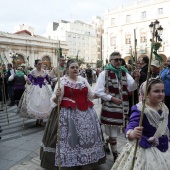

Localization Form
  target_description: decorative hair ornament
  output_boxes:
[139,76,163,99]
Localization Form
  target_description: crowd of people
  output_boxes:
[0,52,170,169]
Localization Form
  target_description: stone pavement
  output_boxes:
[0,84,127,170]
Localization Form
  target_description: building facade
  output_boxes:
[91,16,104,62]
[103,0,170,64]
[0,27,68,69]
[45,20,98,67]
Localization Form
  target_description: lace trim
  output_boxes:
[136,102,169,138]
[41,143,56,153]
[61,76,87,89]
[31,69,47,78]
[63,97,76,103]
[27,107,51,119]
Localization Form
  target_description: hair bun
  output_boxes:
[66,59,77,68]
[35,59,41,65]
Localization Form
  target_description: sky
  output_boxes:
[0,0,133,35]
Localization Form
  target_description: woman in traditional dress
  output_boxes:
[40,59,105,170]
[111,77,170,170]
[8,67,27,106]
[19,59,52,125]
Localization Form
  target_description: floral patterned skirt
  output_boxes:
[111,141,170,170]
[41,107,106,170]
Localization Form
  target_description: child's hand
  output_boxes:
[132,126,143,139]
[128,126,143,140]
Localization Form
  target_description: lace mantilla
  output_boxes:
[136,102,169,138]
[30,69,47,78]
[41,143,56,153]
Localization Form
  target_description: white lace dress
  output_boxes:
[19,69,52,119]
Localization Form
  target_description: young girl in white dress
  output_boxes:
[111,78,170,170]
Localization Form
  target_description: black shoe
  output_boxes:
[39,119,45,126]
[36,119,40,126]
[104,143,111,154]
[36,119,45,126]
[0,109,3,111]
[112,151,119,162]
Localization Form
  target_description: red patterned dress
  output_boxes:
[41,76,105,170]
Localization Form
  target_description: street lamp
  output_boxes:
[9,52,18,68]
[149,20,164,63]
[149,20,163,43]
[9,52,18,58]
[64,55,67,61]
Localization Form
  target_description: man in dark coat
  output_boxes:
[139,56,149,87]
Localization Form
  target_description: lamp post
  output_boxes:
[76,50,79,61]
[64,55,67,61]
[149,20,163,51]
[131,20,163,170]
[64,55,68,68]
[9,52,18,68]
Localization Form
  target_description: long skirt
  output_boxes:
[111,141,170,170]
[40,107,106,170]
[18,84,52,119]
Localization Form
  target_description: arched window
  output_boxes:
[13,54,25,68]
[42,56,51,68]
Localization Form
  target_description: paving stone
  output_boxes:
[0,146,15,157]
[0,138,27,148]
[0,158,16,170]
[17,141,40,151]
[0,148,32,162]
[10,161,43,170]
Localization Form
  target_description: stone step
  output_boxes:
[0,106,44,142]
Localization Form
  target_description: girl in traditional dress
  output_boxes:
[19,59,52,125]
[40,59,105,170]
[111,77,170,170]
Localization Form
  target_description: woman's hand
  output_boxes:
[56,88,61,97]
[133,69,140,80]
[129,126,143,140]
[94,94,99,99]
[53,88,61,104]
[26,79,31,85]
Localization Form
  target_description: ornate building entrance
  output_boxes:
[12,54,25,68]
[42,56,51,69]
